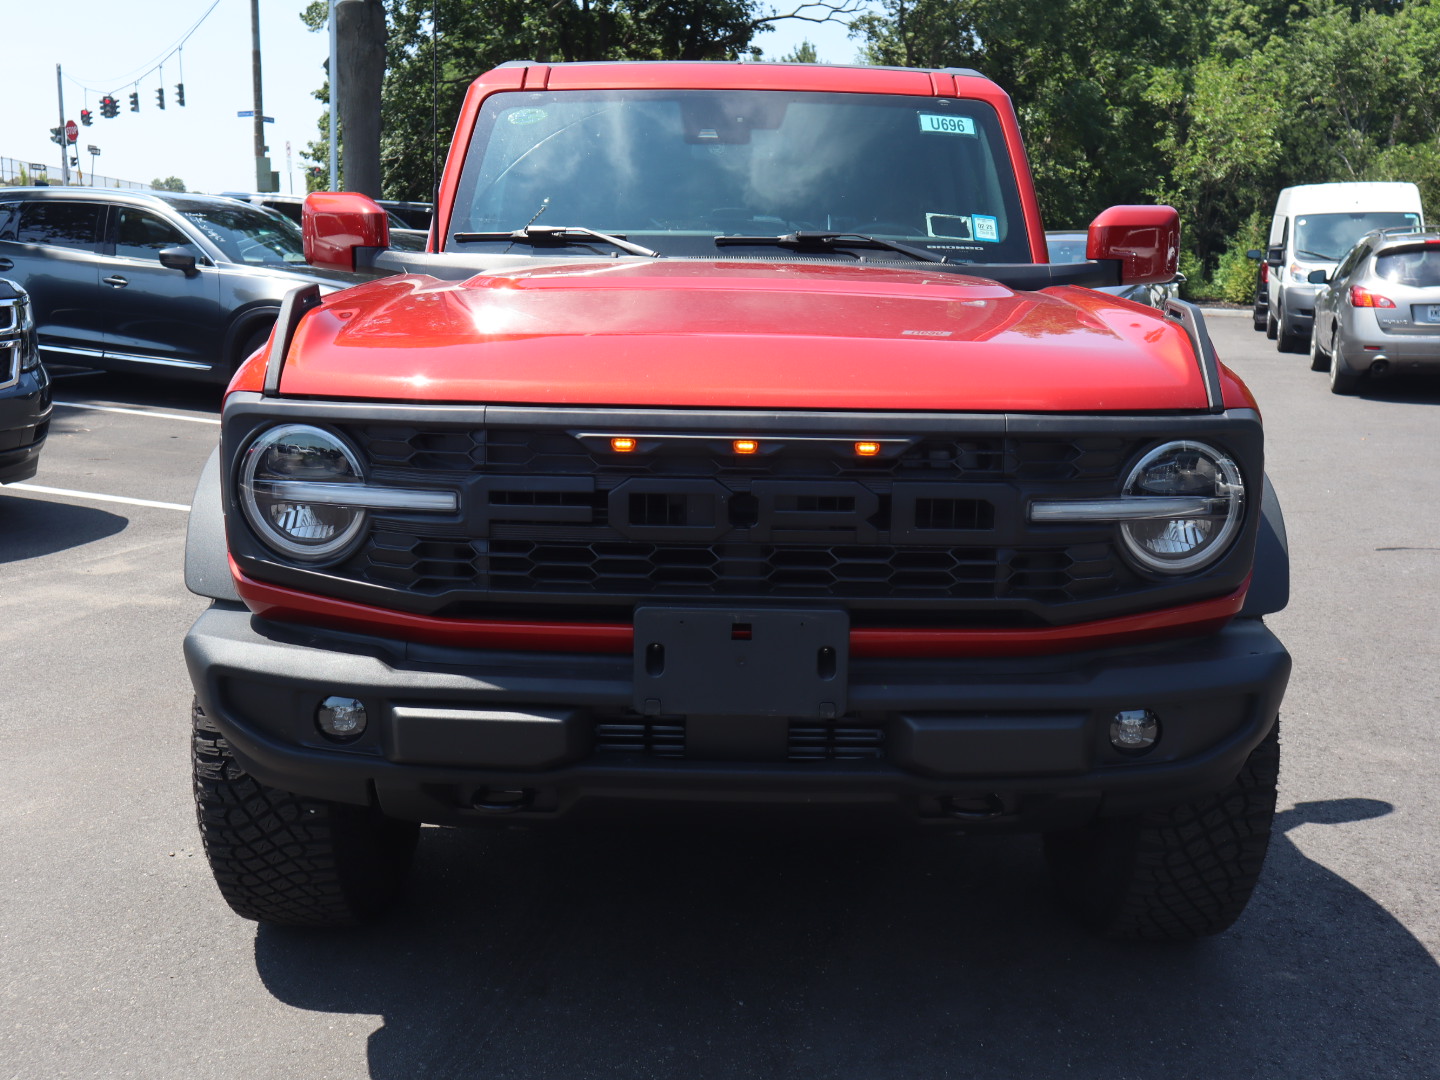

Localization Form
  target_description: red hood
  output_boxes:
[277,260,1218,411]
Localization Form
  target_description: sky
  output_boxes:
[1,0,868,196]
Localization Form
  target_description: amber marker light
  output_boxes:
[610,437,637,453]
[855,441,881,457]
[733,439,759,455]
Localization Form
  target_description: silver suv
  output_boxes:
[1310,228,1440,394]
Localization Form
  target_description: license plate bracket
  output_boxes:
[1415,304,1440,325]
[633,607,849,718]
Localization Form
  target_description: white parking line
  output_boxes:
[9,483,191,512]
[52,400,221,426]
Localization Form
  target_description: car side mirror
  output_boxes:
[1246,248,1262,260]
[302,191,390,271]
[1085,204,1179,285]
[1266,247,1283,267]
[158,246,199,275]
[1307,269,1329,284]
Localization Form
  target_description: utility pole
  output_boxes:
[250,0,272,192]
[55,64,71,186]
[328,0,340,191]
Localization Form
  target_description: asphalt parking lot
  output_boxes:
[2,315,1438,1080]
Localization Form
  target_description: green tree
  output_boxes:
[150,176,187,192]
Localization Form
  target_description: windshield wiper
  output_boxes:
[452,225,660,258]
[1295,248,1336,261]
[714,231,947,264]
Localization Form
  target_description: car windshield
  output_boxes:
[1294,212,1422,262]
[179,204,307,265]
[448,88,1031,262]
[1045,235,1088,263]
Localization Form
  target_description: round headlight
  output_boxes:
[1119,441,1244,574]
[239,424,367,561]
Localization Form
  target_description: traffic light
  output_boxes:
[174,83,185,107]
[80,109,93,127]
[128,91,139,113]
[100,95,118,118]
[155,87,165,110]
[49,127,63,146]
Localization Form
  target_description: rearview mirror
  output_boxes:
[302,191,391,272]
[1246,248,1262,260]
[157,246,198,275]
[1085,205,1179,285]
[1266,247,1283,267]
[1307,269,1329,285]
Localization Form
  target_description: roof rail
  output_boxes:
[941,67,986,79]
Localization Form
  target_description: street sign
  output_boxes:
[235,111,274,122]
[64,120,78,143]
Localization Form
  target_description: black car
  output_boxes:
[0,189,365,385]
[0,280,50,485]
[220,192,428,252]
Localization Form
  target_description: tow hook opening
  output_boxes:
[941,793,1007,820]
[470,787,536,814]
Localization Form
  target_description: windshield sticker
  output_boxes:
[926,213,972,240]
[971,214,1000,243]
[918,113,977,137]
[506,108,547,125]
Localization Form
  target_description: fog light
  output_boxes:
[1110,709,1159,752]
[317,696,367,741]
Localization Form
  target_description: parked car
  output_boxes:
[376,199,432,231]
[1045,231,1181,307]
[1247,250,1269,331]
[220,192,427,251]
[0,189,366,385]
[1263,182,1424,353]
[0,279,50,485]
[1308,227,1440,394]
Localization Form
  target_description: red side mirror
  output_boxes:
[302,191,390,271]
[1086,205,1180,285]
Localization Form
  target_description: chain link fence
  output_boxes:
[1,156,151,191]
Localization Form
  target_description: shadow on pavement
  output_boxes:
[0,490,128,562]
[1356,376,1440,405]
[43,367,223,415]
[253,796,1437,1079]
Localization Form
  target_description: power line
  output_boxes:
[65,0,223,95]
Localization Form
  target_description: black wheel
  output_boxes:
[1252,304,1267,332]
[1275,301,1306,353]
[1044,721,1280,940]
[1329,334,1361,395]
[192,700,418,926]
[232,322,275,378]
[1265,309,1278,340]
[1309,320,1330,371]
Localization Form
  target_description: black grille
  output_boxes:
[349,425,1129,483]
[349,534,1115,603]
[788,722,886,761]
[594,718,685,757]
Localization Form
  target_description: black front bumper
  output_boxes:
[0,367,50,485]
[185,604,1290,831]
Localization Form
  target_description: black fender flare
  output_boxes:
[1240,473,1289,617]
[185,445,240,602]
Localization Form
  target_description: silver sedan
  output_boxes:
[1310,228,1440,394]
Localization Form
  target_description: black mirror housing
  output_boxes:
[1307,269,1329,285]
[1265,247,1283,267]
[1246,248,1262,260]
[158,246,199,275]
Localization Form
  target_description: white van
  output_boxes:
[1264,182,1423,352]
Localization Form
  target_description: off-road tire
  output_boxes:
[192,700,419,926]
[1044,721,1280,940]
[1275,302,1306,353]
[1329,337,1361,395]
[1309,322,1330,371]
[1265,310,1278,340]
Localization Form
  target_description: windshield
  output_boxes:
[449,88,1030,262]
[1045,235,1088,263]
[1294,212,1422,262]
[179,204,307,265]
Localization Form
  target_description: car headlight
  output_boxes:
[1117,441,1244,573]
[1028,440,1245,575]
[239,424,369,561]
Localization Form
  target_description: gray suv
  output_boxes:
[0,189,365,385]
[1310,228,1440,394]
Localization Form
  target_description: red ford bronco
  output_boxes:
[184,61,1291,938]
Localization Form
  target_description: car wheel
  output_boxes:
[1044,721,1279,940]
[1309,320,1330,371]
[192,699,419,926]
[1275,302,1306,354]
[1265,309,1278,340]
[234,323,274,375]
[1252,304,1267,332]
[1329,333,1361,395]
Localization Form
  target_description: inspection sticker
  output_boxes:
[971,214,1000,242]
[918,113,977,136]
[506,108,548,125]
